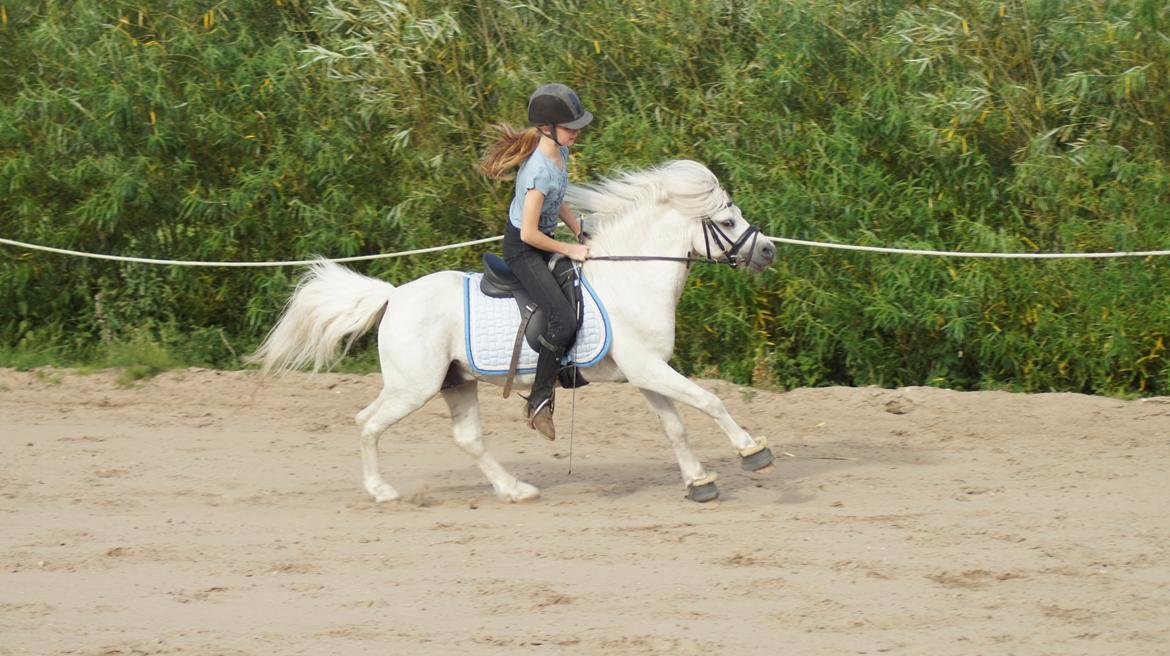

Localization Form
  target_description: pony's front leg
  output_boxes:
[441,381,539,503]
[640,389,720,501]
[624,357,774,473]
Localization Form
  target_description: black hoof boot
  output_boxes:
[686,480,720,502]
[741,446,776,471]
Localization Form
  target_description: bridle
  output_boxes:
[587,201,763,269]
[700,207,763,269]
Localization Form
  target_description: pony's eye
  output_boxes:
[721,219,735,229]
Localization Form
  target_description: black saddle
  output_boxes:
[479,253,581,352]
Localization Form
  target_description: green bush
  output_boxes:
[2,0,1169,395]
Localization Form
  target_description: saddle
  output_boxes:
[480,254,580,348]
[479,253,588,394]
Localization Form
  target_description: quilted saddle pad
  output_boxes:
[462,272,611,376]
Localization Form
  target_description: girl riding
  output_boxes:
[480,83,593,440]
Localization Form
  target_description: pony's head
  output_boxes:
[568,160,775,272]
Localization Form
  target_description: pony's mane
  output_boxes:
[565,160,728,224]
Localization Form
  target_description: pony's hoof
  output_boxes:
[741,446,776,472]
[367,481,400,503]
[500,481,540,503]
[686,481,719,503]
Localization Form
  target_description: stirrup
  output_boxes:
[524,395,556,441]
[558,363,589,389]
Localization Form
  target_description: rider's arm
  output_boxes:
[558,202,583,242]
[520,189,588,261]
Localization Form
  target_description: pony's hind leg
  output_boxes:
[356,383,435,502]
[441,381,539,503]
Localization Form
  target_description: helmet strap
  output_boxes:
[540,124,564,147]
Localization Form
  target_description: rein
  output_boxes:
[587,214,763,269]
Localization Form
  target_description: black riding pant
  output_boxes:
[502,224,576,351]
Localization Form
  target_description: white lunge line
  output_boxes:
[4,233,1170,266]
[0,235,504,267]
[766,236,1170,259]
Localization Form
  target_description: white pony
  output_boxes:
[249,160,777,503]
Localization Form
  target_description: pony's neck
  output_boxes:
[586,205,693,258]
[583,206,697,305]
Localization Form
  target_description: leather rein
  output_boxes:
[585,204,763,269]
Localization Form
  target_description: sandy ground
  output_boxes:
[1,367,1168,655]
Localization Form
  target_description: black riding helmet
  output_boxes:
[527,83,593,130]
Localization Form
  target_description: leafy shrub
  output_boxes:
[2,0,1169,395]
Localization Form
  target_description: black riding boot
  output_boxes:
[525,340,562,440]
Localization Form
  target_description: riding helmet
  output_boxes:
[527,83,593,129]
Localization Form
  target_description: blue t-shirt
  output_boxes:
[508,146,568,235]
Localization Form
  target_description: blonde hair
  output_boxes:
[480,123,541,180]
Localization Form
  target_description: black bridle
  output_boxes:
[700,213,763,269]
[587,202,763,269]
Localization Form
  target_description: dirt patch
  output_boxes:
[2,368,1168,654]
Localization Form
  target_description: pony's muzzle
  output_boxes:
[745,240,776,272]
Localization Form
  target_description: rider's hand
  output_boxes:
[566,243,590,262]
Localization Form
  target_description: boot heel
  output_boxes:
[525,397,556,440]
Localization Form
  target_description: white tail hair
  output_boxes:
[247,258,395,378]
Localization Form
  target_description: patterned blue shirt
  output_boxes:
[508,146,569,235]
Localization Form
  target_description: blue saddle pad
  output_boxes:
[462,272,611,376]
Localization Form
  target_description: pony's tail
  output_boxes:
[246,258,395,379]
